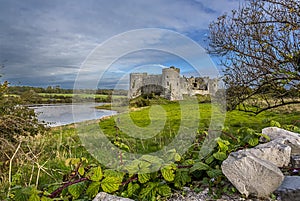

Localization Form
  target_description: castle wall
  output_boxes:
[162,67,182,100]
[141,75,163,96]
[129,73,147,99]
[128,67,218,100]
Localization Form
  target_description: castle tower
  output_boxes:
[208,78,218,96]
[128,73,147,99]
[162,67,183,100]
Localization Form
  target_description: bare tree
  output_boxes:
[209,0,300,114]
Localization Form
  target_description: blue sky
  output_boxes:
[0,0,243,89]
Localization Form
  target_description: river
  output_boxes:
[29,103,117,127]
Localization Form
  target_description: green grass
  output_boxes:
[1,100,299,198]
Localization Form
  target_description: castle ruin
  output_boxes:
[128,66,218,101]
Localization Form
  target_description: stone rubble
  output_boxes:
[262,127,300,155]
[221,127,300,199]
[275,176,300,201]
[93,192,134,201]
[222,151,284,197]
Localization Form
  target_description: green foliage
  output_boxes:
[0,82,47,143]
[3,95,300,200]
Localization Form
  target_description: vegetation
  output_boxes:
[208,0,300,114]
[1,93,299,200]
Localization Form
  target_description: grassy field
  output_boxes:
[1,100,299,199]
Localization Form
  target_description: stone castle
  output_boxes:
[128,66,218,100]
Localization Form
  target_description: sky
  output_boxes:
[0,0,243,89]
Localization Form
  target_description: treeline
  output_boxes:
[7,85,128,104]
[8,85,128,95]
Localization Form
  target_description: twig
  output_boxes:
[122,175,138,186]
[48,177,88,198]
[7,142,22,198]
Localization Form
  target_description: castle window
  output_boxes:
[167,81,169,86]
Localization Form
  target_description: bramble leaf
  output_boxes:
[213,151,227,161]
[138,173,150,184]
[190,162,210,173]
[157,184,171,197]
[174,169,191,188]
[161,164,176,182]
[127,182,140,197]
[68,182,86,199]
[86,181,100,198]
[89,166,103,181]
[101,177,122,193]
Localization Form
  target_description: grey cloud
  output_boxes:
[0,0,243,88]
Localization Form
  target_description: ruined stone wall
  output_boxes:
[128,67,218,100]
[128,73,147,99]
[141,75,162,96]
[162,67,182,100]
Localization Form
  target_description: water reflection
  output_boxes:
[30,103,116,127]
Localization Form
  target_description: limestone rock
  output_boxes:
[262,127,300,140]
[222,151,284,198]
[93,192,134,201]
[262,127,300,155]
[248,140,291,167]
[275,176,300,201]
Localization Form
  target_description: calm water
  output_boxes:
[30,103,117,127]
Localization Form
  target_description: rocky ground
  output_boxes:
[167,187,278,201]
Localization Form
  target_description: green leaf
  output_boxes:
[205,155,215,164]
[174,169,191,188]
[68,182,86,199]
[270,120,281,128]
[127,182,140,197]
[89,166,103,181]
[125,159,140,173]
[157,184,171,197]
[138,173,151,183]
[71,158,81,165]
[138,160,151,173]
[207,169,223,178]
[161,165,175,182]
[139,154,163,164]
[248,137,259,147]
[78,166,85,176]
[216,137,230,152]
[174,153,181,162]
[139,182,157,200]
[190,162,210,173]
[213,151,227,161]
[103,169,125,180]
[86,181,100,198]
[101,177,122,193]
